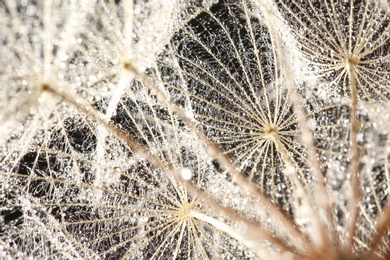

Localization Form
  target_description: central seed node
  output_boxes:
[345,53,360,66]
[178,202,194,220]
[265,123,278,135]
[263,123,279,141]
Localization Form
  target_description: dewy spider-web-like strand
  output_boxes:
[0,0,389,259]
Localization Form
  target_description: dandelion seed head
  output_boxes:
[1,0,389,259]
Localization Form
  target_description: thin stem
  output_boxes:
[345,61,363,252]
